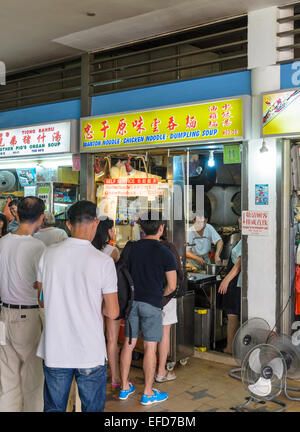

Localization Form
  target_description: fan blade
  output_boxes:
[248,348,262,374]
[268,357,284,379]
[248,377,272,397]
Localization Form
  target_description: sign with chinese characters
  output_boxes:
[0,121,71,158]
[104,178,160,197]
[81,98,244,151]
[242,210,270,236]
[255,184,269,206]
[262,89,300,136]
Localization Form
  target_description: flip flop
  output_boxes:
[155,371,177,383]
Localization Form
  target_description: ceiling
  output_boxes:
[0,0,299,73]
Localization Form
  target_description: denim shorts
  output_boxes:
[125,300,162,342]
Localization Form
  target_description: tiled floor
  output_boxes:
[103,356,300,413]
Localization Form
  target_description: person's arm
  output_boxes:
[103,293,119,319]
[186,250,205,267]
[110,248,120,263]
[163,270,177,296]
[214,239,224,265]
[218,257,241,295]
[101,256,119,319]
[36,282,44,308]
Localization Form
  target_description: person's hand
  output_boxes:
[218,278,229,295]
[196,256,205,267]
[215,255,222,265]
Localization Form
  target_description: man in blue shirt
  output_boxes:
[186,212,223,268]
[119,212,177,406]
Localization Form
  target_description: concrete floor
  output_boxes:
[103,355,300,413]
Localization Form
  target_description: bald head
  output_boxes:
[17,196,45,224]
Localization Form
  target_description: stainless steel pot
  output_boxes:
[205,263,225,275]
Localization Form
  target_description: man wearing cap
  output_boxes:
[186,212,223,269]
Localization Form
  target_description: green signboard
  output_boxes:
[223,144,241,164]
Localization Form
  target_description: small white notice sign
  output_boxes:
[242,210,270,236]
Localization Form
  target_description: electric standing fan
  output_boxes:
[229,318,272,381]
[268,334,300,401]
[231,344,287,412]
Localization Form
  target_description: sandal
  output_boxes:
[155,371,177,383]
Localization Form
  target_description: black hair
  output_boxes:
[0,212,7,236]
[9,199,18,207]
[92,217,114,251]
[138,210,165,236]
[67,200,97,226]
[17,196,45,223]
[160,224,168,241]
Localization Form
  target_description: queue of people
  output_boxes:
[0,197,242,412]
[0,197,182,412]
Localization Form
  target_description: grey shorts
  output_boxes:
[125,300,162,342]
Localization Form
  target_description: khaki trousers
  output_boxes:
[0,306,44,412]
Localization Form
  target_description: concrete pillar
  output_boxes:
[80,53,95,202]
[246,7,283,328]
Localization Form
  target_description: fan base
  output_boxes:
[231,396,286,412]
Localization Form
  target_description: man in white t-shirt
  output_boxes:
[186,213,223,269]
[34,212,68,246]
[36,200,119,412]
[0,196,46,412]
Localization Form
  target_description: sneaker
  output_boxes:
[119,382,135,400]
[141,388,168,405]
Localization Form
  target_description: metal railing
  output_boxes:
[0,14,248,111]
[89,15,248,95]
[277,2,300,63]
[0,56,82,112]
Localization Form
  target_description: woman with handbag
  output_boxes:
[155,226,184,383]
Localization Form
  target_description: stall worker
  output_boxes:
[218,217,242,354]
[186,211,223,270]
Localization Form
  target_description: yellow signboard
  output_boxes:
[81,98,244,151]
[263,90,300,136]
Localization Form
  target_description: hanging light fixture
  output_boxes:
[208,150,215,167]
[260,140,269,153]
